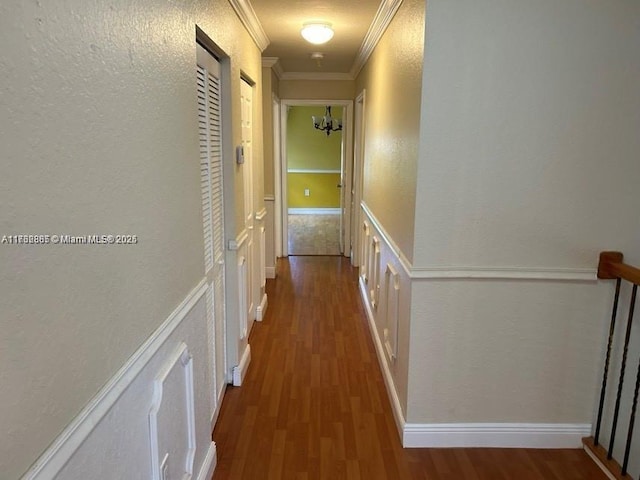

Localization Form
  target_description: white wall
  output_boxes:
[0,0,262,477]
[413,0,640,268]
[406,0,640,438]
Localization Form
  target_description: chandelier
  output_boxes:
[312,106,342,136]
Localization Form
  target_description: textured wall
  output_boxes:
[279,79,355,100]
[413,0,640,268]
[0,1,262,477]
[355,0,426,263]
[407,0,640,426]
[408,279,611,423]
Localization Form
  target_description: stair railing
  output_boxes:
[584,251,640,480]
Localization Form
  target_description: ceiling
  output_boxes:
[248,0,383,76]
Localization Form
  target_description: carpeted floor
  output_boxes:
[287,214,341,255]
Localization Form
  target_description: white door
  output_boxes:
[240,79,255,335]
[196,43,227,414]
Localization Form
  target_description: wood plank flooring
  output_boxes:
[212,256,606,479]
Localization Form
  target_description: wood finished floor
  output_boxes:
[212,256,606,480]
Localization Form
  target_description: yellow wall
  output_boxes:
[355,0,425,263]
[287,106,342,171]
[287,173,341,208]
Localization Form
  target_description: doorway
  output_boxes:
[278,100,353,257]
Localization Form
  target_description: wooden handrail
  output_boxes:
[598,251,640,285]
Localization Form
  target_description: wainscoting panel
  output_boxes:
[384,263,400,364]
[148,343,196,480]
[23,280,217,480]
[359,204,412,440]
[361,220,370,283]
[369,236,381,309]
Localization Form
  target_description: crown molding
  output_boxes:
[350,0,403,78]
[262,57,284,79]
[262,57,278,68]
[228,0,270,52]
[280,71,354,81]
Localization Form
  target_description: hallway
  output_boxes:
[211,257,606,479]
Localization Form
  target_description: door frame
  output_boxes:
[273,94,283,258]
[278,99,354,257]
[352,90,366,266]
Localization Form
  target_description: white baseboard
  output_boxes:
[256,293,268,321]
[266,266,276,279]
[196,442,217,480]
[288,208,341,215]
[359,277,591,450]
[232,344,251,386]
[359,277,406,440]
[403,423,592,448]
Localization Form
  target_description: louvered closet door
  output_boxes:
[196,43,227,415]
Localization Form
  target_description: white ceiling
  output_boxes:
[248,0,384,75]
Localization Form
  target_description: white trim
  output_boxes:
[359,277,406,441]
[287,169,341,174]
[232,344,251,386]
[256,293,268,321]
[402,423,592,449]
[255,207,267,221]
[210,383,227,430]
[583,444,617,480]
[351,90,366,267]
[361,202,412,276]
[261,57,278,68]
[288,208,341,215]
[22,278,208,480]
[264,195,275,202]
[280,71,354,81]
[350,0,404,78]
[228,228,248,251]
[262,57,284,79]
[279,99,354,258]
[266,266,276,279]
[227,0,269,51]
[361,202,598,282]
[411,266,597,281]
[149,344,196,480]
[195,442,217,480]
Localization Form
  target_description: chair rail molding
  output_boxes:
[360,202,598,282]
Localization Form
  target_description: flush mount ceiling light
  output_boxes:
[301,22,334,45]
